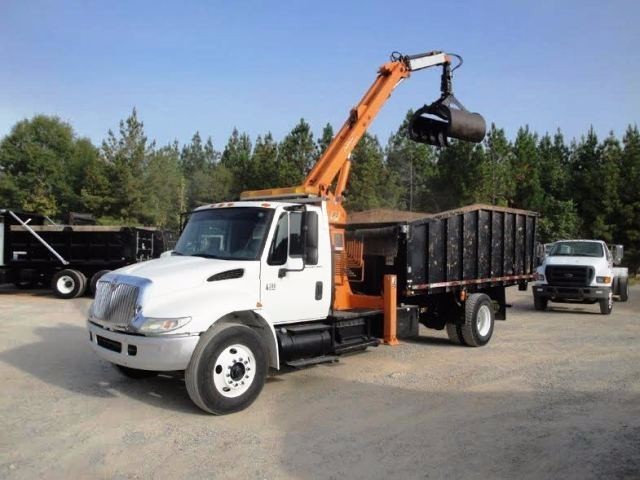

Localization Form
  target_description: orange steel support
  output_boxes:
[383,274,399,346]
[241,52,451,311]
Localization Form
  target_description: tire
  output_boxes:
[619,277,629,302]
[445,323,466,345]
[51,269,86,299]
[533,295,548,311]
[461,293,495,347]
[90,270,111,296]
[114,364,158,379]
[599,292,613,315]
[186,325,267,415]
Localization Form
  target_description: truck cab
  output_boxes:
[532,239,629,314]
[87,200,334,413]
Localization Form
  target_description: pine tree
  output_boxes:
[277,119,316,186]
[386,111,436,212]
[101,108,156,223]
[317,123,334,158]
[346,133,395,211]
[619,125,640,272]
[220,128,252,197]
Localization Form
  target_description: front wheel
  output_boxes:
[599,293,613,315]
[461,293,495,347]
[185,325,267,415]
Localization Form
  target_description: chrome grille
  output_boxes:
[545,265,594,287]
[92,281,139,328]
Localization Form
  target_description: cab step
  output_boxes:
[286,355,339,368]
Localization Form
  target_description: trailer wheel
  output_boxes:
[461,293,494,347]
[533,295,548,311]
[445,323,466,345]
[51,269,86,299]
[114,364,158,379]
[599,293,613,315]
[90,270,111,296]
[185,325,267,415]
[619,277,629,302]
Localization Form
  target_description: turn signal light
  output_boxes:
[596,276,612,284]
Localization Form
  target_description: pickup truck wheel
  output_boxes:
[619,278,629,302]
[186,325,267,415]
[445,323,466,345]
[51,269,86,299]
[114,364,158,379]
[599,293,613,315]
[461,293,494,347]
[533,295,548,311]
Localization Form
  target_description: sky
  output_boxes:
[1,0,639,149]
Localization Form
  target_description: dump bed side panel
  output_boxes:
[347,204,537,297]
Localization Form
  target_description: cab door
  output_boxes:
[260,209,330,324]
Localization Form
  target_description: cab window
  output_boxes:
[267,211,304,265]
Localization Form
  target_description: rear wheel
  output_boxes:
[90,270,111,296]
[619,277,629,302]
[186,325,267,415]
[114,364,158,379]
[445,323,466,345]
[51,269,86,299]
[599,293,613,315]
[461,293,495,347]
[533,295,548,311]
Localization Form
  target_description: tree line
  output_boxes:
[1,109,639,272]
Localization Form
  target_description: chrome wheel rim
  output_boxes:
[212,344,255,398]
[477,304,492,337]
[56,275,75,295]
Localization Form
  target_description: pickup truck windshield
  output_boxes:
[548,241,603,258]
[174,207,273,260]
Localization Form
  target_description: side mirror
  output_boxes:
[534,243,545,266]
[279,257,304,278]
[612,244,624,265]
[302,211,319,265]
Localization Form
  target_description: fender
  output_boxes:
[206,309,280,370]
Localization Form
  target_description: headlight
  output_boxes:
[137,316,191,334]
[534,272,545,281]
[596,276,612,284]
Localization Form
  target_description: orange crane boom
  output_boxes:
[241,50,485,310]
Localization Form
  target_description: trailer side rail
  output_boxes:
[409,273,534,292]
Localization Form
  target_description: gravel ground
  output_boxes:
[0,285,638,479]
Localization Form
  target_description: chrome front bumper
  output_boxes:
[87,321,200,371]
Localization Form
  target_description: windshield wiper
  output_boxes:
[171,251,184,256]
[190,252,224,259]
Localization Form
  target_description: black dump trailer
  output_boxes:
[0,209,174,298]
[346,203,538,346]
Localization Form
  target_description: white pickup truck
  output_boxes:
[532,240,629,314]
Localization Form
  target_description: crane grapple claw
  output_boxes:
[408,98,486,147]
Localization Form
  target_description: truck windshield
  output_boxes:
[548,241,603,258]
[174,207,273,260]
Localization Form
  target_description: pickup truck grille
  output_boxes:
[92,281,139,328]
[545,265,594,287]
